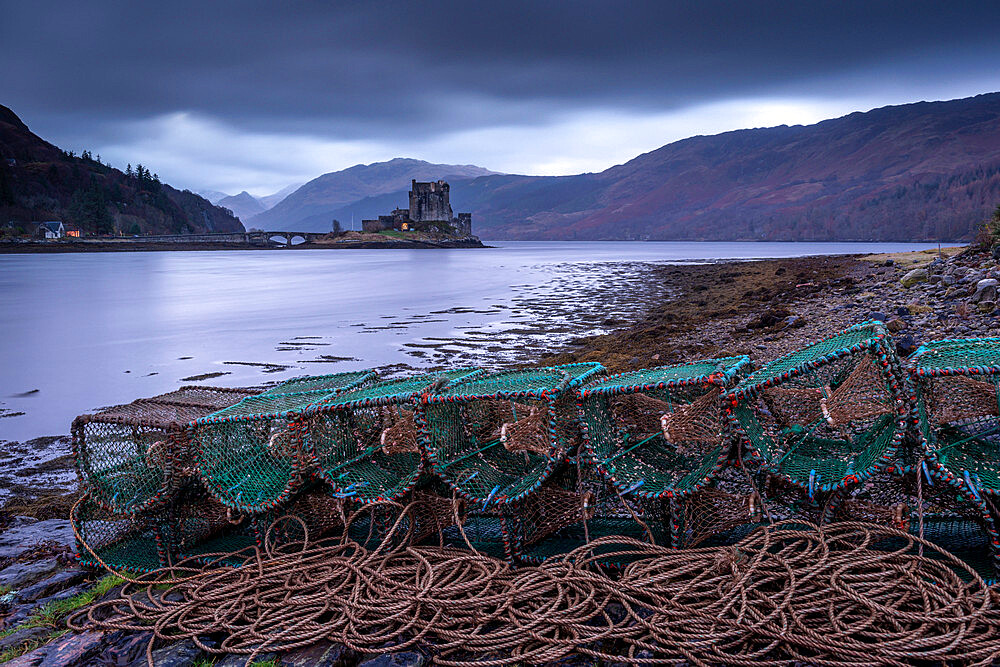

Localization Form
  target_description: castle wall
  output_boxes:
[364,181,473,236]
[455,213,472,237]
[409,179,453,222]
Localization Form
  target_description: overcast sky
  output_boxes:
[3,1,1000,196]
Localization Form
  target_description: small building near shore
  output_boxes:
[362,180,472,236]
[3,220,66,239]
[38,221,65,239]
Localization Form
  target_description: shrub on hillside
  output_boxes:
[978,204,1000,250]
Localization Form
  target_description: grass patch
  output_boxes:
[0,629,68,663]
[858,246,964,265]
[250,661,278,667]
[0,574,123,661]
[24,574,122,630]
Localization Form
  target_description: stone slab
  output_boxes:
[37,631,105,667]
[0,521,75,561]
[17,568,88,602]
[0,559,60,589]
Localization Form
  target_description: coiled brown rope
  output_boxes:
[68,506,1000,667]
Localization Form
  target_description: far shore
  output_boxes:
[0,237,487,253]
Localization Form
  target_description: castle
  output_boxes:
[362,180,472,236]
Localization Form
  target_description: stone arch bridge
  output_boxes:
[119,231,325,246]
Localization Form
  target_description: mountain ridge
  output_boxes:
[481,93,1000,240]
[257,93,1000,240]
[0,105,244,236]
[217,190,265,222]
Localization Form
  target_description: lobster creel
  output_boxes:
[579,357,751,500]
[728,320,908,497]
[505,465,669,567]
[72,386,258,514]
[421,363,604,506]
[669,461,827,549]
[304,369,483,503]
[827,464,1000,581]
[258,370,377,397]
[191,370,375,513]
[912,337,1000,499]
[73,493,169,575]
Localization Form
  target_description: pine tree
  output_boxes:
[0,165,14,206]
[70,181,114,235]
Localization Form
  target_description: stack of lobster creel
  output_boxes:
[71,322,1000,579]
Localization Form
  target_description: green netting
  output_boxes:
[669,463,824,549]
[582,357,748,393]
[259,370,377,396]
[831,466,999,582]
[730,321,907,495]
[161,488,253,567]
[507,466,669,566]
[422,366,581,506]
[911,337,1000,373]
[736,320,888,389]
[73,494,167,574]
[419,363,604,508]
[314,367,483,408]
[580,357,750,498]
[909,517,998,583]
[193,416,305,513]
[192,371,377,513]
[72,387,255,514]
[912,338,1000,497]
[205,390,339,421]
[306,370,481,503]
[446,362,605,392]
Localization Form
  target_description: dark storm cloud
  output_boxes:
[4,0,1000,140]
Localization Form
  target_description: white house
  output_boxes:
[37,221,65,239]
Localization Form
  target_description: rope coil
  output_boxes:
[68,500,1000,667]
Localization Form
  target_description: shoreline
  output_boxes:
[543,245,994,371]
[0,238,487,253]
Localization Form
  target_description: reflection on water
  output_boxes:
[0,241,940,440]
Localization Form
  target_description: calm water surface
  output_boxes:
[0,241,941,440]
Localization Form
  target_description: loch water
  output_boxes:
[0,241,942,441]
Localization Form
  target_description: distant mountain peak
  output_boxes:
[218,191,265,221]
[248,158,500,228]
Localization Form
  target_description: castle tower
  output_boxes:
[408,180,454,222]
